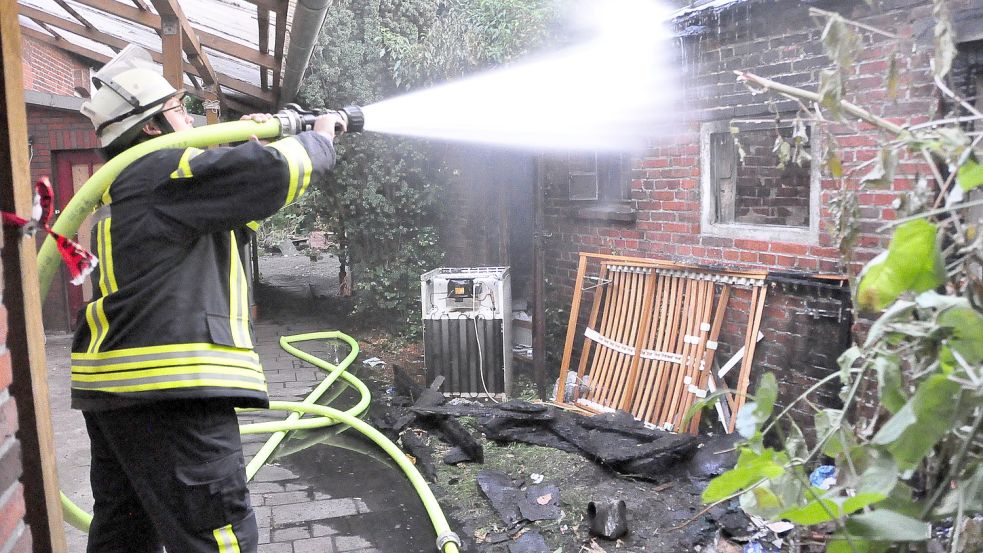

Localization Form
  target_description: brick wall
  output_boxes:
[21,35,87,96]
[0,221,32,552]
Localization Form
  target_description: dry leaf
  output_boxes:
[536,493,553,505]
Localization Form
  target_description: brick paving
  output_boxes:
[46,309,432,553]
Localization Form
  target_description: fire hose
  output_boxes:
[36,108,461,553]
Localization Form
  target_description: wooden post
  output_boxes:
[160,14,184,90]
[0,9,67,550]
[532,157,546,398]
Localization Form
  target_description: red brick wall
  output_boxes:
[21,35,88,96]
[0,223,32,552]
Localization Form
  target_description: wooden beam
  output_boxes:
[29,19,68,40]
[20,26,276,105]
[272,2,287,105]
[160,14,184,89]
[131,0,153,10]
[258,7,269,90]
[237,0,284,14]
[52,0,98,29]
[0,8,68,551]
[67,0,277,69]
[150,0,219,91]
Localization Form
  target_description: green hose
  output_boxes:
[37,121,461,553]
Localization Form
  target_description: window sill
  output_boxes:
[573,203,637,223]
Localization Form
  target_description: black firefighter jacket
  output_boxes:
[71,132,336,411]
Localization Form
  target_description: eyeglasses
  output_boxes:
[161,103,188,117]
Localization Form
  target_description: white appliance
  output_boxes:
[421,267,512,398]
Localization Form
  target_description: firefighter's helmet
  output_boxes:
[81,45,183,151]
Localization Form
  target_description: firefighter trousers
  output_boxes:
[83,399,258,553]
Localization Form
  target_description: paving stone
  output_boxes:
[353,498,370,514]
[312,522,343,537]
[291,536,334,553]
[257,543,292,553]
[250,482,287,494]
[273,498,360,526]
[264,490,312,506]
[272,525,312,541]
[258,525,271,544]
[254,465,299,482]
[334,535,373,551]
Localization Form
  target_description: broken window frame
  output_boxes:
[699,118,821,244]
[566,151,632,203]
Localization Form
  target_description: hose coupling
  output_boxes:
[436,531,462,551]
[275,103,364,137]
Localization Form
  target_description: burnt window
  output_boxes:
[700,118,820,243]
[567,152,631,202]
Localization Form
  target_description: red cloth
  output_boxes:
[2,176,98,285]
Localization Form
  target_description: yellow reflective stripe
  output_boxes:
[268,137,312,205]
[73,365,265,382]
[246,221,260,231]
[84,300,110,354]
[92,300,110,353]
[84,303,100,354]
[228,233,251,348]
[169,147,202,179]
[213,524,241,553]
[97,217,118,294]
[71,355,263,374]
[72,378,268,394]
[71,342,260,361]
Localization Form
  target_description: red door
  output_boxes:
[52,149,103,330]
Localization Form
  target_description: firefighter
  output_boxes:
[73,45,344,553]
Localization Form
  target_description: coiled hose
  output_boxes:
[39,120,461,553]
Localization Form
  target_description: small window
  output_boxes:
[701,118,820,243]
[567,152,631,202]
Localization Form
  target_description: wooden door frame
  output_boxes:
[1,3,69,550]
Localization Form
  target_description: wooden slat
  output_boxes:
[687,285,731,433]
[662,279,706,427]
[729,285,768,433]
[585,268,624,404]
[573,263,609,401]
[671,280,715,430]
[656,277,697,426]
[555,254,589,404]
[0,9,67,550]
[619,270,658,411]
[643,275,683,423]
[602,269,642,407]
[53,0,98,29]
[630,272,668,418]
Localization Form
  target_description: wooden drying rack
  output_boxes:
[554,253,768,435]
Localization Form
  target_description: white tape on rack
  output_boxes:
[684,335,700,345]
[700,322,711,332]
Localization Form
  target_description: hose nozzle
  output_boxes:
[275,103,365,137]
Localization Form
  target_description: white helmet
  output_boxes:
[81,45,183,151]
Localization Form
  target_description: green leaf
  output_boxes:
[856,220,944,312]
[872,374,961,470]
[702,448,786,503]
[827,537,887,553]
[937,306,983,367]
[735,402,759,439]
[872,354,905,413]
[957,157,983,192]
[780,496,840,525]
[754,373,778,421]
[815,409,853,457]
[844,509,931,541]
[837,346,862,383]
[819,69,844,120]
[856,455,899,497]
